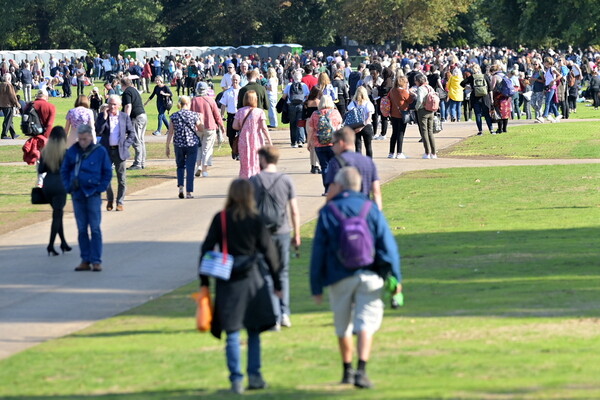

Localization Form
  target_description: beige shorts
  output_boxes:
[328,270,384,337]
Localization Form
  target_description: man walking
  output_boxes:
[97,95,136,212]
[237,69,268,111]
[325,127,382,210]
[0,74,20,139]
[310,166,401,389]
[250,146,301,328]
[121,78,147,170]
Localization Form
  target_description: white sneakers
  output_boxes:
[535,116,544,123]
[422,154,437,159]
[396,153,406,159]
[387,153,394,159]
[422,154,430,159]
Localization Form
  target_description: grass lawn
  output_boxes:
[441,120,600,159]
[1,164,599,399]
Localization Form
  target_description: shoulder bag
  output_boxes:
[232,108,254,157]
[199,211,234,280]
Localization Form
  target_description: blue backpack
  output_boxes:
[343,102,365,129]
[328,201,375,270]
[496,74,516,97]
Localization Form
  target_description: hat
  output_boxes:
[92,86,99,92]
[195,81,208,95]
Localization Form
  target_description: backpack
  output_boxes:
[495,74,516,97]
[343,102,365,129]
[348,71,361,97]
[255,174,285,233]
[423,85,440,112]
[472,73,488,97]
[380,94,391,117]
[316,109,334,145]
[289,82,304,105]
[21,103,44,136]
[568,72,576,88]
[328,201,375,270]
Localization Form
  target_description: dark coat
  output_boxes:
[97,111,135,161]
[200,211,280,339]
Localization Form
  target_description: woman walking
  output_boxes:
[145,76,172,136]
[303,87,323,174]
[306,94,342,194]
[387,75,412,158]
[233,91,272,179]
[199,178,281,394]
[65,95,96,147]
[166,96,202,199]
[39,127,71,256]
[266,67,279,128]
[347,86,375,158]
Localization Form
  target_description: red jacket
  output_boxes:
[32,99,56,138]
[22,135,47,165]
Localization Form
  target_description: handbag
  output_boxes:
[199,211,234,280]
[402,110,411,125]
[31,187,48,204]
[433,113,443,134]
[344,101,365,129]
[232,108,254,157]
[191,286,212,332]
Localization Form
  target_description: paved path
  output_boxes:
[1,119,598,359]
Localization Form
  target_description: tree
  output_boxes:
[339,0,472,51]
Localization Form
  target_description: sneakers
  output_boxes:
[281,314,292,328]
[387,153,394,159]
[555,115,563,122]
[152,130,161,136]
[178,187,184,199]
[374,135,385,140]
[431,154,438,159]
[422,153,430,159]
[477,131,483,136]
[230,380,244,395]
[127,165,142,170]
[547,115,556,123]
[535,116,545,123]
[248,374,267,390]
[396,153,406,159]
[341,368,355,384]
[354,370,373,389]
[202,172,209,177]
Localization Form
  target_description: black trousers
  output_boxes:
[1,107,17,138]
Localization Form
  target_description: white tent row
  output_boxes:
[0,49,87,65]
[124,44,302,61]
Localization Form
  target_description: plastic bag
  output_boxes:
[191,286,213,332]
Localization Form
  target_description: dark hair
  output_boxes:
[368,63,382,74]
[225,179,257,221]
[257,145,280,165]
[307,86,323,102]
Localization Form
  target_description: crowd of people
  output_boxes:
[3,43,600,394]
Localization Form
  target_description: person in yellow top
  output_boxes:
[446,68,464,122]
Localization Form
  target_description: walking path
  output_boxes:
[1,119,598,359]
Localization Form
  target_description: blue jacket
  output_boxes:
[60,142,112,199]
[310,190,401,296]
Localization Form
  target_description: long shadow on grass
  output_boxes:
[0,388,354,400]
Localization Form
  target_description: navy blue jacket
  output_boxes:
[60,142,112,199]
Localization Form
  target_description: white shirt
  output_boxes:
[220,73,234,89]
[347,100,375,125]
[220,87,240,114]
[109,114,120,146]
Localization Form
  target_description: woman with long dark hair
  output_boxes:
[200,179,280,394]
[38,126,71,256]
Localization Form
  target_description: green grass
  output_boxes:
[442,121,600,159]
[1,164,599,399]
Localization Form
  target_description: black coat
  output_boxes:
[200,211,280,339]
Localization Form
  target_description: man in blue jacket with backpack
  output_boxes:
[310,166,401,389]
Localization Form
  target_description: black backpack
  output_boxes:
[21,103,44,136]
[289,82,304,105]
[255,174,285,233]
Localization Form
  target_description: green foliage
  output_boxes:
[338,0,473,50]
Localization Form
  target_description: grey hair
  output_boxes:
[292,70,303,82]
[2,73,11,83]
[415,74,427,85]
[108,94,122,105]
[77,124,93,135]
[334,166,362,192]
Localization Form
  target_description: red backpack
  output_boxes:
[380,95,391,117]
[423,85,440,112]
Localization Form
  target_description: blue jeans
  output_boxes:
[174,145,198,193]
[448,99,461,121]
[314,146,335,192]
[439,99,447,120]
[157,107,169,132]
[288,103,305,145]
[72,193,102,264]
[226,330,261,383]
[472,101,493,132]
[543,89,559,118]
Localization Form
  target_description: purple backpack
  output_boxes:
[328,201,375,269]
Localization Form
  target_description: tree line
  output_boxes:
[1,0,598,55]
